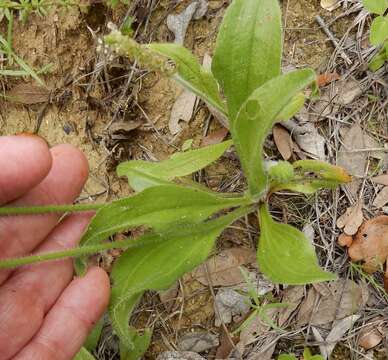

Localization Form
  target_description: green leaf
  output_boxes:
[84,318,103,351]
[109,208,250,357]
[212,0,282,120]
[74,348,96,360]
[370,16,388,45]
[278,355,297,360]
[148,43,226,115]
[120,327,152,360]
[76,185,249,272]
[0,34,44,86]
[277,93,306,121]
[117,140,232,192]
[303,348,324,360]
[233,69,316,197]
[363,0,388,14]
[270,160,351,194]
[258,205,336,284]
[369,42,388,71]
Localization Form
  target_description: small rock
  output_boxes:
[178,332,219,353]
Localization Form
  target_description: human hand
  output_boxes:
[0,135,110,360]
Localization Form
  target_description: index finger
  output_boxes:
[0,134,52,205]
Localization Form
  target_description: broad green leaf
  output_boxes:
[278,355,297,360]
[369,42,388,71]
[109,208,250,357]
[212,0,282,120]
[76,185,249,272]
[121,327,152,360]
[80,185,247,247]
[148,43,226,115]
[117,140,232,191]
[270,160,351,194]
[84,318,103,351]
[258,205,336,284]
[370,16,388,45]
[74,348,96,360]
[304,348,324,360]
[233,69,316,197]
[363,0,388,14]
[277,93,306,121]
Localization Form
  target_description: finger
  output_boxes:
[14,267,110,360]
[0,144,89,284]
[0,134,52,205]
[0,213,92,360]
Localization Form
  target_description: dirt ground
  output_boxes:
[0,0,387,359]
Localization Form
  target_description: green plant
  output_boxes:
[233,267,289,335]
[363,0,388,70]
[278,348,324,360]
[0,0,351,358]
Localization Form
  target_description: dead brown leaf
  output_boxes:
[334,78,363,105]
[273,124,293,160]
[372,174,388,186]
[316,72,340,87]
[358,325,383,350]
[297,279,369,327]
[6,83,50,104]
[215,328,236,359]
[337,233,353,247]
[321,0,341,11]
[336,200,363,236]
[192,248,256,286]
[281,119,326,160]
[278,286,305,326]
[169,88,196,135]
[202,128,229,147]
[348,216,388,271]
[337,124,375,197]
[373,187,388,208]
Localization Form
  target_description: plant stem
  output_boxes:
[0,203,105,216]
[0,235,162,269]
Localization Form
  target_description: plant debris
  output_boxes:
[337,123,380,197]
[320,0,341,11]
[6,82,51,104]
[358,323,383,350]
[191,248,256,286]
[273,124,293,160]
[342,215,388,272]
[202,128,229,147]
[297,279,368,327]
[373,187,388,208]
[281,119,326,160]
[178,332,219,353]
[336,200,364,236]
[313,315,361,359]
[156,351,206,360]
[167,1,207,44]
[372,174,388,186]
[214,288,250,327]
[169,89,197,135]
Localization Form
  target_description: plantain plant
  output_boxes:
[0,0,351,358]
[362,0,388,71]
